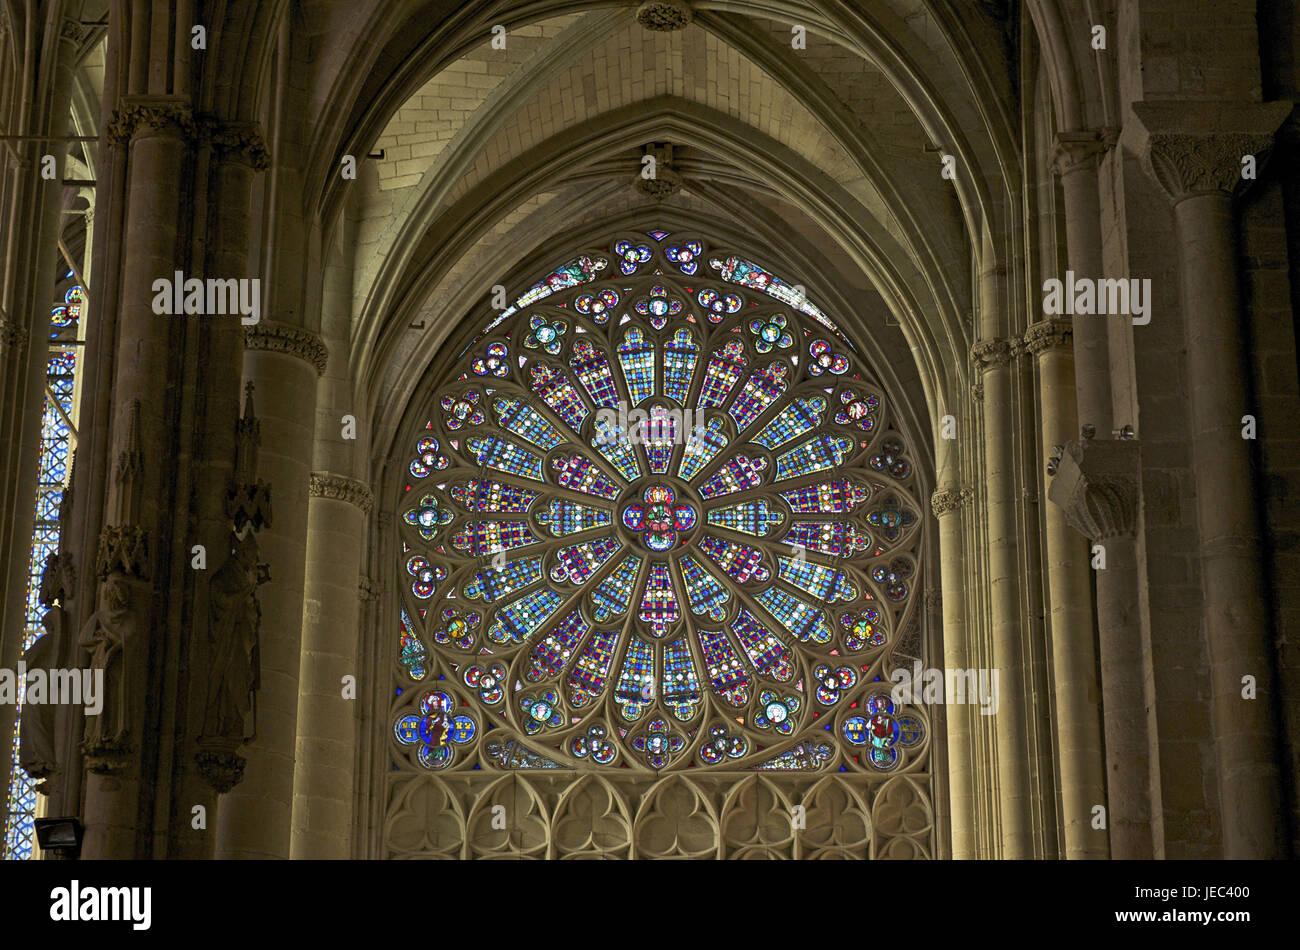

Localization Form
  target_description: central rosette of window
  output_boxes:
[621,484,697,551]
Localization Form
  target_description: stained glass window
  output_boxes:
[4,285,84,860]
[392,235,923,776]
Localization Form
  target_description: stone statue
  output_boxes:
[19,556,65,781]
[78,575,144,758]
[202,532,265,742]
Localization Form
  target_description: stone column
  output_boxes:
[1025,319,1108,858]
[931,481,974,857]
[972,336,1033,858]
[291,473,371,858]
[213,323,326,859]
[1048,438,1150,857]
[1131,101,1291,858]
[79,99,196,859]
[1053,131,1116,435]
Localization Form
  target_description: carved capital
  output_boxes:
[635,1,692,31]
[1051,128,1117,176]
[1128,100,1293,203]
[310,472,374,514]
[243,321,329,376]
[930,487,970,518]
[104,96,197,149]
[971,338,1015,370]
[1047,439,1140,540]
[200,116,271,171]
[1022,318,1073,356]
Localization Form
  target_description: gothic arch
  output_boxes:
[368,228,936,858]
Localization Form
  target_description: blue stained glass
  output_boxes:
[644,405,676,474]
[551,536,621,584]
[524,610,590,681]
[450,520,540,557]
[486,588,565,644]
[551,454,619,499]
[529,363,589,429]
[590,554,642,621]
[570,340,620,409]
[493,397,564,449]
[698,455,768,499]
[677,416,728,482]
[614,636,655,720]
[467,434,544,481]
[698,535,769,582]
[774,434,854,482]
[697,340,747,409]
[535,498,612,537]
[705,499,785,537]
[779,479,870,513]
[755,587,832,644]
[616,328,656,405]
[661,638,702,721]
[663,328,699,404]
[753,395,826,449]
[776,554,858,603]
[463,555,544,601]
[728,362,789,432]
[696,628,750,706]
[638,561,679,637]
[785,521,871,558]
[677,555,730,621]
[451,479,539,512]
[6,314,81,860]
[591,416,642,482]
[568,628,618,706]
[731,608,794,681]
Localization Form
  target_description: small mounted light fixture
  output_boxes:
[35,817,84,859]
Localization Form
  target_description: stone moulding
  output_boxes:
[243,320,329,376]
[1046,439,1140,540]
[310,472,375,514]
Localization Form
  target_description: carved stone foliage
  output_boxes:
[971,337,1015,370]
[310,472,374,514]
[104,97,197,148]
[930,486,970,518]
[383,772,927,858]
[200,117,271,170]
[1046,439,1140,540]
[635,1,692,31]
[243,321,329,376]
[1022,318,1073,356]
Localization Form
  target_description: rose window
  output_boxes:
[393,233,926,774]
